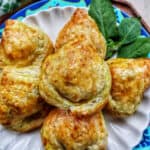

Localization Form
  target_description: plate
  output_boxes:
[0,6,150,150]
[0,0,149,37]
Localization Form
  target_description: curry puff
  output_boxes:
[41,109,107,150]
[107,58,150,118]
[0,20,53,67]
[39,9,111,116]
[55,8,106,59]
[0,20,53,132]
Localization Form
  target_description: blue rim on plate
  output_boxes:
[0,1,150,150]
[0,0,149,37]
[0,0,48,34]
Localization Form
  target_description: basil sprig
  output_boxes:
[118,38,150,58]
[118,18,141,45]
[88,0,118,40]
[88,0,150,59]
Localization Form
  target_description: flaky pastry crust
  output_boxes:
[106,58,150,118]
[40,36,111,116]
[0,20,53,132]
[1,20,53,67]
[56,8,106,58]
[41,109,107,150]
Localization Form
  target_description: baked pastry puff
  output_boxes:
[106,58,150,118]
[40,36,111,115]
[0,20,54,132]
[55,8,106,59]
[0,20,53,67]
[41,109,107,150]
[39,9,111,116]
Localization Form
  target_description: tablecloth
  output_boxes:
[0,0,150,150]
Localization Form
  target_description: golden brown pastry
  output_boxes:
[41,109,107,150]
[0,66,50,132]
[39,36,111,116]
[0,20,54,132]
[0,20,53,67]
[106,58,150,118]
[55,8,106,59]
[39,8,110,116]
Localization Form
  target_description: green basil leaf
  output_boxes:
[106,50,114,59]
[88,0,118,40]
[118,18,141,45]
[118,38,150,58]
[106,39,119,59]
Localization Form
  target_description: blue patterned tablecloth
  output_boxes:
[0,0,150,149]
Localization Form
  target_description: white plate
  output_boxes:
[0,7,150,150]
